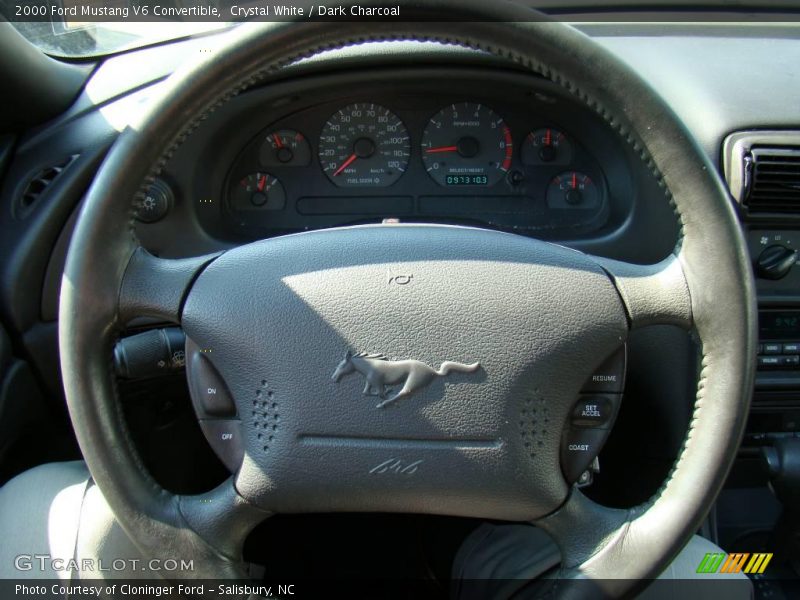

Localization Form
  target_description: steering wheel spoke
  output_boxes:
[593,253,693,330]
[118,247,220,324]
[535,490,630,572]
[179,477,271,561]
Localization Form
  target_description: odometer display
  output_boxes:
[421,103,512,187]
[319,103,410,187]
[446,175,488,186]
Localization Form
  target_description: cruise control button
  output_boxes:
[582,346,626,393]
[190,352,236,417]
[199,420,244,472]
[561,428,608,483]
[571,395,616,428]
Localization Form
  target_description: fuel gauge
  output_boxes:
[522,128,573,166]
[230,172,286,211]
[546,171,599,209]
[259,129,312,167]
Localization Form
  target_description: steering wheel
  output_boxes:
[59,1,757,597]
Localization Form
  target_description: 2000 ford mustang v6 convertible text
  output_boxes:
[0,0,798,598]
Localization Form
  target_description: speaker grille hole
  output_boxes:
[520,394,549,459]
[252,381,278,453]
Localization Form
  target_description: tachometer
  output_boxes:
[421,103,512,187]
[319,103,410,187]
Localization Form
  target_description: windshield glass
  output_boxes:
[7,20,233,58]
[4,0,800,58]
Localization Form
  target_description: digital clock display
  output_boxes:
[445,175,488,186]
[759,311,800,339]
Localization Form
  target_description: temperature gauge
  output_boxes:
[230,172,286,211]
[546,171,599,209]
[259,129,312,167]
[522,128,573,166]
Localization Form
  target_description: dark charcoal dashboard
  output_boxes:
[133,67,663,260]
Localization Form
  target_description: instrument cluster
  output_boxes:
[204,72,633,241]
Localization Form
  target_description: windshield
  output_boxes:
[4,0,800,58]
[7,20,233,58]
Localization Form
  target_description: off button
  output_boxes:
[199,420,243,472]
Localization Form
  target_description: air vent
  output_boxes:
[16,155,78,217]
[723,131,800,215]
[747,148,800,212]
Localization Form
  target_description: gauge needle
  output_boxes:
[425,145,458,154]
[333,153,358,176]
[272,135,283,149]
[571,172,577,188]
[257,175,267,192]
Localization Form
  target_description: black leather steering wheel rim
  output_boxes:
[59,1,757,597]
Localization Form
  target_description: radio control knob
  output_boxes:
[756,244,798,280]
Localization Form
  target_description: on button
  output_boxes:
[189,351,237,417]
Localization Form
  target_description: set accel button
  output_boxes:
[571,395,615,428]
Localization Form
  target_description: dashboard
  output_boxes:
[134,67,669,260]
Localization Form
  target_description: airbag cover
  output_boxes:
[181,224,627,519]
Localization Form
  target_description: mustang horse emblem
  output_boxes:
[331,351,480,408]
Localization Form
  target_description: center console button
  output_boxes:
[758,356,782,367]
[763,343,783,355]
[782,355,800,367]
[582,346,626,393]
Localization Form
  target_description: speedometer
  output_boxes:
[319,103,410,187]
[421,103,512,187]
